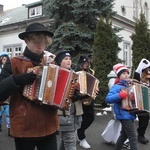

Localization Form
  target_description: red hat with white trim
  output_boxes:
[113,63,129,78]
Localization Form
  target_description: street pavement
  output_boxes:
[0,109,150,150]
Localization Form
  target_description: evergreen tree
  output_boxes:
[93,17,120,104]
[131,13,150,70]
[42,0,119,105]
[42,0,115,55]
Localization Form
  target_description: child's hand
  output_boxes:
[119,90,128,99]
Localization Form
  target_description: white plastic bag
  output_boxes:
[101,119,122,144]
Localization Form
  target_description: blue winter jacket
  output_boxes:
[106,79,136,121]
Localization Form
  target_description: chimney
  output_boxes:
[0,4,3,12]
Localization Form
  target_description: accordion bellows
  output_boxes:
[23,64,78,110]
[76,71,99,105]
[121,83,150,113]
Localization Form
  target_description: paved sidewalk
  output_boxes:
[0,108,150,150]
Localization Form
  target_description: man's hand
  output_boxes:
[13,72,36,86]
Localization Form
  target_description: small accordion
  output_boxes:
[23,64,78,110]
[76,71,99,105]
[121,83,150,113]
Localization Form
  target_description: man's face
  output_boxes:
[25,33,49,55]
[82,62,90,70]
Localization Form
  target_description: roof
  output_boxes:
[0,1,42,27]
[0,6,27,26]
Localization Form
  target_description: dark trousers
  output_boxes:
[115,120,138,150]
[137,113,149,136]
[14,133,57,150]
[77,101,95,140]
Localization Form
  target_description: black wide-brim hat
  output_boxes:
[18,23,54,40]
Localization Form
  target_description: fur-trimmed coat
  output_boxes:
[0,48,59,138]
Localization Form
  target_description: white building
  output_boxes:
[0,0,150,67]
[112,0,150,68]
[0,1,52,57]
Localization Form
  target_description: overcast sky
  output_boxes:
[0,0,39,10]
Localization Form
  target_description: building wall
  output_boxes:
[114,0,150,27]
[114,0,134,21]
[0,31,25,57]
[0,33,24,48]
[0,1,44,57]
[112,0,150,67]
[0,0,150,65]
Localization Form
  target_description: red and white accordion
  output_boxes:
[76,71,99,104]
[23,64,78,110]
[121,82,150,113]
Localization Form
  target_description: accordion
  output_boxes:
[23,64,78,110]
[121,83,149,114]
[76,71,99,104]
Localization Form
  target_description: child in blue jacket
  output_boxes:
[106,64,138,150]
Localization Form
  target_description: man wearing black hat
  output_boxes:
[76,55,96,149]
[0,23,59,150]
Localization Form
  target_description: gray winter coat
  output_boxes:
[58,100,83,131]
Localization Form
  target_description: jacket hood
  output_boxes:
[135,58,150,77]
[107,70,117,78]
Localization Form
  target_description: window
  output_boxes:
[123,42,131,67]
[121,5,126,16]
[29,5,42,18]
[144,2,148,21]
[14,46,22,56]
[133,0,138,19]
[3,44,22,58]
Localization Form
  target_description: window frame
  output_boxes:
[133,0,138,19]
[29,5,42,18]
[123,41,132,68]
[144,2,149,21]
[3,44,22,58]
